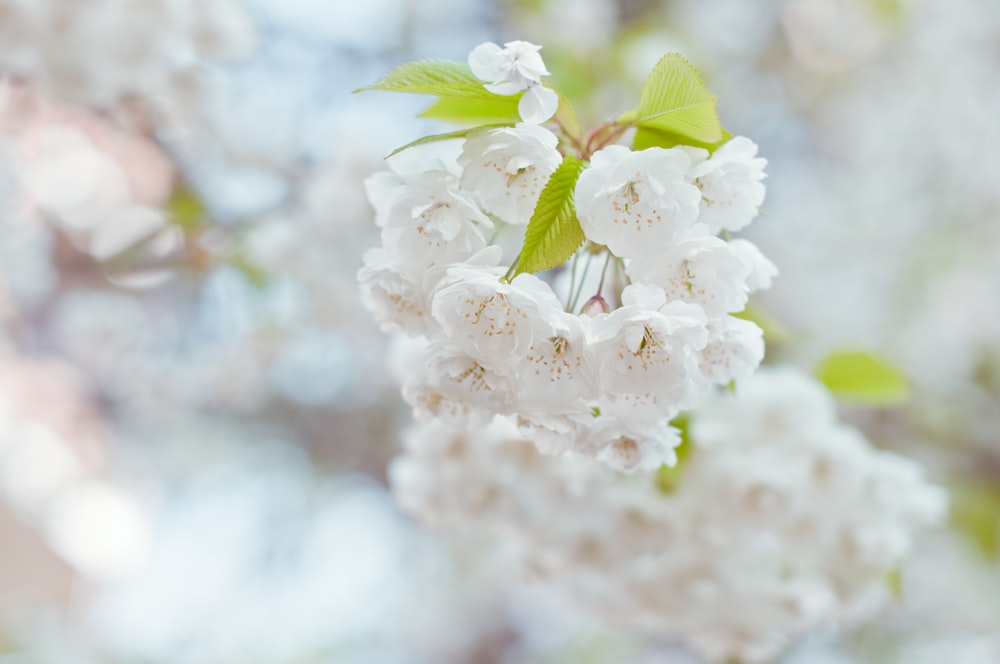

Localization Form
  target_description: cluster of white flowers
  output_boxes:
[0,86,182,284]
[0,0,254,111]
[391,367,948,663]
[360,42,775,471]
[468,40,559,124]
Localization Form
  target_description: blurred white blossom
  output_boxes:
[392,368,946,663]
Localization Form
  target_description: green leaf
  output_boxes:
[816,350,912,406]
[633,126,733,153]
[885,566,904,600]
[230,253,268,289]
[873,0,905,22]
[554,92,581,144]
[514,155,587,276]
[356,59,500,99]
[167,186,207,231]
[419,96,521,124]
[733,303,792,345]
[628,53,723,145]
[655,414,693,494]
[386,123,513,158]
[951,482,1000,560]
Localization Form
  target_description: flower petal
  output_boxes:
[468,42,506,83]
[517,85,557,124]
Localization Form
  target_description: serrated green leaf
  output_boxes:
[633,126,733,153]
[419,96,521,124]
[386,123,513,158]
[356,59,499,99]
[655,414,693,494]
[514,155,586,275]
[816,350,912,406]
[631,53,723,145]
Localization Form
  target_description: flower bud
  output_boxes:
[580,294,610,316]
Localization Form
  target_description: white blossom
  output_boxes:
[628,224,754,318]
[729,237,779,292]
[357,248,430,336]
[693,364,838,444]
[575,145,702,258]
[3,90,182,266]
[517,408,684,473]
[685,136,767,234]
[582,412,682,472]
[390,417,533,531]
[402,342,516,427]
[430,267,564,361]
[361,40,776,475]
[391,367,947,664]
[587,283,708,426]
[467,40,558,124]
[364,166,490,268]
[513,310,599,416]
[698,315,765,386]
[358,245,502,337]
[0,0,254,111]
[458,123,561,225]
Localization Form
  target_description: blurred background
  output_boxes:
[0,0,997,662]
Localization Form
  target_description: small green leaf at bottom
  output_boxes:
[514,154,587,276]
[885,566,904,600]
[951,482,1000,559]
[655,414,693,494]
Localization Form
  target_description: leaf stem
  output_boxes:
[501,253,521,282]
[595,251,613,297]
[565,250,581,311]
[568,251,594,312]
[616,256,631,285]
[554,115,584,157]
[581,121,630,159]
[487,223,503,245]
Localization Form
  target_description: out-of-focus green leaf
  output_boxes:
[544,48,598,111]
[733,303,792,345]
[872,0,905,22]
[816,349,912,406]
[655,413,693,494]
[230,253,268,289]
[168,186,207,231]
[885,566,904,600]
[951,482,1000,559]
